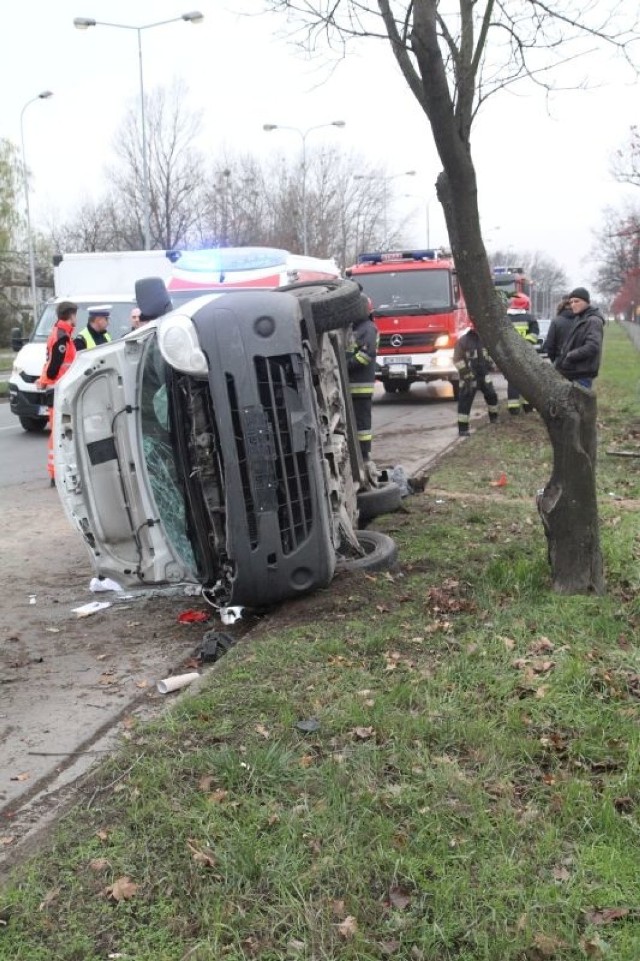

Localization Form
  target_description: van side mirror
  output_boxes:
[11,326,25,351]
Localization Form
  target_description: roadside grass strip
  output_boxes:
[1,324,639,961]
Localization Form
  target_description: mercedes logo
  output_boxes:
[390,334,404,348]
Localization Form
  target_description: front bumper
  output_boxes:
[9,383,49,419]
[377,349,458,382]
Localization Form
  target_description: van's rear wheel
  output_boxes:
[278,279,367,333]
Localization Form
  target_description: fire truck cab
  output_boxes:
[346,249,469,398]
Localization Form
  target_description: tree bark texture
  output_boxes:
[538,387,605,594]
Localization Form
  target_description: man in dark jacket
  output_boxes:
[543,296,574,363]
[555,287,604,388]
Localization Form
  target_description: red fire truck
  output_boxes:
[345,249,469,397]
[492,265,531,302]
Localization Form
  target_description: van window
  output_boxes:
[32,301,137,343]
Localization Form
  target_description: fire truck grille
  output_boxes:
[379,332,440,350]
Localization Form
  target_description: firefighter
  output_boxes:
[506,293,539,413]
[453,321,498,437]
[74,304,112,350]
[346,294,379,465]
[37,300,78,485]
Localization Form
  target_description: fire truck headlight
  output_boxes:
[157,314,208,375]
[434,334,450,348]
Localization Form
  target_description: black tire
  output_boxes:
[277,279,367,333]
[336,530,398,573]
[19,415,48,432]
[357,482,402,525]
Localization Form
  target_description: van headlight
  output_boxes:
[157,314,208,375]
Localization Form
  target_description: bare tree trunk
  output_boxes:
[538,388,605,594]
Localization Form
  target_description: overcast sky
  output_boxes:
[2,0,638,289]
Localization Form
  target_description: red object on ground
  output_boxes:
[177,610,210,624]
[491,472,508,488]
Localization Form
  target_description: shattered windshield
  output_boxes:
[357,268,452,310]
[139,335,197,574]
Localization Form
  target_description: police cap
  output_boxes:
[87,304,112,318]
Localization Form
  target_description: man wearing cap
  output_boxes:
[554,287,605,389]
[75,305,112,351]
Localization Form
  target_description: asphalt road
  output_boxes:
[0,402,48,487]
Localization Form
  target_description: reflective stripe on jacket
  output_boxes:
[76,326,112,350]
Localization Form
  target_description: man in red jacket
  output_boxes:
[37,301,78,485]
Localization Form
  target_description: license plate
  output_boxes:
[387,364,408,377]
[384,355,411,365]
[38,405,49,416]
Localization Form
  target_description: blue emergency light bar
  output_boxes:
[493,265,524,275]
[358,249,440,265]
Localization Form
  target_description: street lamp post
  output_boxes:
[355,170,416,247]
[20,91,53,330]
[263,121,346,255]
[74,11,204,250]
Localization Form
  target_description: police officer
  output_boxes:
[453,321,498,436]
[506,293,539,413]
[75,305,112,350]
[37,300,78,485]
[346,294,379,464]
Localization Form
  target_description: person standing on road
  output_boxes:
[505,293,539,414]
[543,296,574,363]
[346,294,379,469]
[37,300,78,486]
[554,287,605,388]
[453,322,499,437]
[74,305,112,350]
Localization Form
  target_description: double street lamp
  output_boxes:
[263,121,346,255]
[74,11,204,250]
[20,90,53,329]
[355,169,416,246]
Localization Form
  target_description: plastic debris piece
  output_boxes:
[196,631,236,663]
[72,601,112,618]
[220,606,244,625]
[296,718,321,733]
[391,465,412,497]
[177,609,210,624]
[156,672,200,694]
[28,595,36,605]
[90,577,124,593]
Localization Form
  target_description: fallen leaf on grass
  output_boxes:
[89,857,110,872]
[352,726,374,740]
[134,679,149,689]
[502,636,516,651]
[38,887,61,911]
[187,839,216,868]
[255,723,270,739]
[331,899,346,918]
[583,907,630,926]
[380,939,402,955]
[104,876,139,901]
[95,829,110,842]
[388,886,412,910]
[0,837,15,846]
[552,865,571,882]
[207,789,229,804]
[337,915,358,940]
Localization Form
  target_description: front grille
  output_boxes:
[248,355,313,554]
[21,390,47,404]
[379,331,439,350]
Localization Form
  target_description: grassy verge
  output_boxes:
[1,326,639,961]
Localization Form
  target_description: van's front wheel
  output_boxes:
[19,415,48,432]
